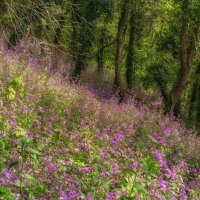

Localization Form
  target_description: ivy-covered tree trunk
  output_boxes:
[169,0,199,114]
[188,64,200,127]
[196,86,200,131]
[114,0,130,88]
[188,81,198,126]
[126,10,135,89]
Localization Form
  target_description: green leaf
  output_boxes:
[140,159,148,173]
[16,127,26,137]
[120,196,135,200]
[133,182,148,195]
[29,148,40,155]
[7,87,16,100]
[23,174,34,180]
[122,168,133,175]
[10,76,24,87]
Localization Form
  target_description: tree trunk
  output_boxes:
[169,0,199,114]
[71,11,79,65]
[188,81,198,126]
[50,16,65,73]
[114,0,130,88]
[188,64,200,127]
[196,85,200,130]
[126,9,135,89]
[54,16,65,45]
[97,28,106,72]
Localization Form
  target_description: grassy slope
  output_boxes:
[0,47,200,200]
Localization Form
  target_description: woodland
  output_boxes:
[0,0,200,199]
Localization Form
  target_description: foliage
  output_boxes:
[0,41,200,200]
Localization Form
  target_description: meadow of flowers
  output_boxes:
[0,41,200,200]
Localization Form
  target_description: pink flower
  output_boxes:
[163,128,171,136]
[39,106,45,113]
[77,167,93,173]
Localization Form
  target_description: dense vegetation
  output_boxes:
[0,0,200,199]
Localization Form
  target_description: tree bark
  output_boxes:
[169,0,199,114]
[126,9,135,89]
[97,28,106,72]
[71,11,79,65]
[114,0,130,88]
[188,64,200,127]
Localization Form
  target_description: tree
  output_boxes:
[169,0,200,114]
[126,9,135,89]
[7,0,67,46]
[188,63,200,128]
[114,0,131,88]
[125,0,144,89]
[72,0,114,78]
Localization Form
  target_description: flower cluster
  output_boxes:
[0,40,200,199]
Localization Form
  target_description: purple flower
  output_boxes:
[48,130,55,135]
[106,191,119,200]
[100,152,106,160]
[61,149,67,154]
[154,151,166,168]
[68,189,80,199]
[154,101,162,106]
[77,167,93,173]
[86,194,93,200]
[28,94,38,103]
[112,133,124,145]
[132,161,140,170]
[105,127,111,133]
[157,181,167,191]
[100,172,109,177]
[23,105,29,114]
[163,128,171,136]
[158,136,167,146]
[2,169,13,179]
[39,106,46,113]
[0,131,8,136]
[165,168,174,179]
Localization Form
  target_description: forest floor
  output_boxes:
[0,42,200,200]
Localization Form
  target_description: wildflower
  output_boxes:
[154,101,162,106]
[68,189,80,199]
[154,151,167,168]
[0,131,8,136]
[23,105,29,114]
[163,128,171,136]
[112,133,124,145]
[39,106,46,113]
[77,167,93,173]
[106,191,116,200]
[86,194,93,200]
[28,94,38,103]
[100,172,109,177]
[132,161,140,170]
[158,136,167,146]
[2,169,13,179]
[61,149,67,154]
[105,127,111,133]
[157,181,167,191]
[105,190,119,200]
[100,152,106,160]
